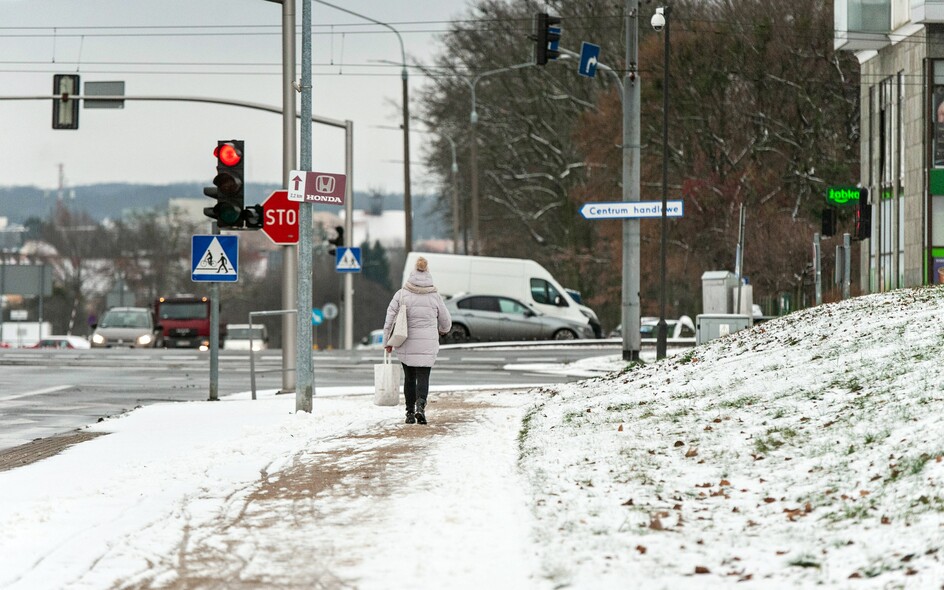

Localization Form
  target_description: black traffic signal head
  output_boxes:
[203,140,245,228]
[821,208,837,237]
[534,13,562,66]
[328,225,344,255]
[242,204,263,229]
[855,190,871,240]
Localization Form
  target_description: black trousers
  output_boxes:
[402,364,431,410]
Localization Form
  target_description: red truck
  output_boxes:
[153,295,212,350]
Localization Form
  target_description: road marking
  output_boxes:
[1,384,71,402]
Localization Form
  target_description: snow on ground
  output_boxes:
[1,286,943,589]
[520,286,944,588]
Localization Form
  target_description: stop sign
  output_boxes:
[261,190,299,245]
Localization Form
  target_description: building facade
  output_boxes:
[837,0,944,290]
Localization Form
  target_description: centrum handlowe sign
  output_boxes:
[826,186,863,207]
[579,200,684,220]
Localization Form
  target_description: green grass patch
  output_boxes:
[719,395,761,409]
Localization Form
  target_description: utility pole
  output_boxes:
[622,0,642,361]
[296,0,314,412]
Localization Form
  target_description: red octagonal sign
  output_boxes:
[262,190,299,245]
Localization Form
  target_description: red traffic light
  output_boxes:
[214,143,242,167]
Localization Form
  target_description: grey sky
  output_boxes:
[0,0,476,197]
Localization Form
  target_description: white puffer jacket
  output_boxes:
[383,270,452,367]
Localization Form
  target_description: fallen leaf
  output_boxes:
[685,447,698,458]
[649,516,664,531]
[621,498,634,506]
[881,515,891,525]
[849,572,862,579]
[859,490,870,497]
[635,545,647,554]
[704,425,713,431]
[776,550,788,555]
[618,424,624,432]
[674,440,684,447]
[712,417,722,423]
[720,479,731,487]
[695,566,710,574]
[763,497,777,503]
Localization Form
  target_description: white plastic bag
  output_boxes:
[387,297,408,347]
[373,350,402,406]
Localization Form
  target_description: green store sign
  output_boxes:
[826,186,864,207]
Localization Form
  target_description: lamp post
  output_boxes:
[652,5,670,360]
[441,133,462,254]
[464,62,534,255]
[314,1,412,252]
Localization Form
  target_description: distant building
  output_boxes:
[836,0,944,290]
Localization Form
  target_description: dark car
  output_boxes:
[442,294,595,343]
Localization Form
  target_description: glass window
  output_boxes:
[530,278,567,307]
[498,298,529,315]
[159,303,208,320]
[459,296,499,312]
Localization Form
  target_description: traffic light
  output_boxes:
[821,208,837,237]
[855,190,872,240]
[203,140,245,228]
[328,225,344,255]
[534,12,562,66]
[243,204,263,229]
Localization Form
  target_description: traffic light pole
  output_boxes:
[209,221,220,402]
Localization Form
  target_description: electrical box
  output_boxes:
[696,314,751,345]
[701,271,738,314]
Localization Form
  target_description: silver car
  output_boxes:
[90,307,156,348]
[442,294,594,343]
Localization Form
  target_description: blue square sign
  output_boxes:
[192,235,238,282]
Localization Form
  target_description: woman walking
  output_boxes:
[383,256,451,424]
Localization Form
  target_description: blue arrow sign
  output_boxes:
[548,26,561,57]
[580,200,684,220]
[191,235,238,282]
[311,308,324,326]
[578,42,601,78]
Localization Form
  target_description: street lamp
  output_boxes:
[314,1,413,252]
[464,62,534,255]
[652,5,670,360]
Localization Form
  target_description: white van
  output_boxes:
[402,252,601,337]
[223,324,269,351]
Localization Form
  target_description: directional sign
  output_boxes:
[578,42,601,78]
[288,169,347,205]
[335,247,362,273]
[311,308,324,326]
[261,190,299,244]
[192,235,238,282]
[322,302,339,320]
[579,200,684,220]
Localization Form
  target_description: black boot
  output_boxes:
[405,404,416,424]
[415,400,427,425]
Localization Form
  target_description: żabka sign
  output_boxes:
[287,170,347,206]
[826,186,863,207]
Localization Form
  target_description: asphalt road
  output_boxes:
[0,342,622,452]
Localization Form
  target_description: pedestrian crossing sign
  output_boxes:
[335,247,361,273]
[192,235,239,282]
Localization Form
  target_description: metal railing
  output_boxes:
[249,309,297,400]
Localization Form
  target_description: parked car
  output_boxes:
[223,324,269,351]
[442,293,595,343]
[27,335,92,349]
[609,316,696,340]
[358,329,385,350]
[90,307,156,348]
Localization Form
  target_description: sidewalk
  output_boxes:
[0,386,554,590]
